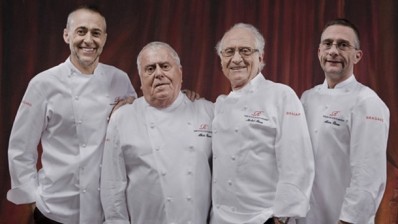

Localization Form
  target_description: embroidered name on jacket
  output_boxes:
[323,111,346,126]
[244,111,269,124]
[194,123,212,138]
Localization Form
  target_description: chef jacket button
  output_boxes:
[187,170,192,175]
[314,129,318,133]
[231,207,236,212]
[161,171,167,176]
[75,96,79,100]
[82,189,87,193]
[214,130,217,134]
[155,148,160,151]
[186,196,192,201]
[231,155,236,161]
[82,144,86,148]
[97,187,101,191]
[77,120,82,124]
[234,128,238,133]
[216,205,220,209]
[188,146,194,152]
[213,179,217,183]
[166,197,172,202]
[187,122,191,125]
[228,180,232,186]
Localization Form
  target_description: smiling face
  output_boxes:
[219,27,263,90]
[63,9,107,74]
[318,25,363,88]
[138,45,182,108]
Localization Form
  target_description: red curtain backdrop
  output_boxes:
[1,0,397,223]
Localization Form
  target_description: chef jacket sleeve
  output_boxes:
[125,75,137,99]
[7,79,47,204]
[101,113,130,224]
[273,87,315,218]
[339,96,390,223]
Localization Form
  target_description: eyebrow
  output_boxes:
[321,38,350,43]
[75,26,104,32]
[146,62,170,66]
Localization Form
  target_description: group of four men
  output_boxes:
[7,5,389,224]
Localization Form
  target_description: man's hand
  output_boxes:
[30,202,36,213]
[108,96,136,119]
[273,217,290,224]
[182,89,200,101]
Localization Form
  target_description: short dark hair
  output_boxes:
[322,18,360,48]
[75,4,103,15]
[66,4,106,31]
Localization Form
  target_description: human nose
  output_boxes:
[231,49,243,63]
[154,64,164,78]
[327,44,339,55]
[83,33,93,43]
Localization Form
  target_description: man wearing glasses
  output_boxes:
[298,19,390,224]
[211,23,314,224]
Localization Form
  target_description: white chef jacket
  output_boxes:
[101,92,213,224]
[7,58,137,224]
[298,75,390,224]
[211,74,314,224]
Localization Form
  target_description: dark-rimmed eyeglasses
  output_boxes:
[220,47,259,57]
[320,40,357,51]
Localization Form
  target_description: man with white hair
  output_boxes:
[211,23,314,224]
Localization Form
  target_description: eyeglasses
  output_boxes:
[320,41,357,51]
[220,47,259,57]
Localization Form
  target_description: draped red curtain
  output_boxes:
[1,1,397,223]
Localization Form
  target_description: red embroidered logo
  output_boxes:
[286,111,301,116]
[199,124,209,130]
[329,111,340,117]
[251,111,264,117]
[366,116,384,122]
[22,100,32,107]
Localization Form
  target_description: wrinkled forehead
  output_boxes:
[321,25,357,43]
[221,28,256,48]
[140,47,175,66]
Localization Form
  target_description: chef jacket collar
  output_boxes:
[230,73,264,97]
[65,57,102,76]
[322,74,357,90]
[144,91,184,112]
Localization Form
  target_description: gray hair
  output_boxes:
[136,41,181,75]
[216,23,266,70]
